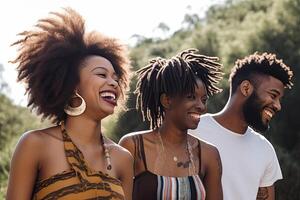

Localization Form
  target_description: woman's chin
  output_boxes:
[187,123,199,130]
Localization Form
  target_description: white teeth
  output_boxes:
[264,110,273,118]
[190,113,200,120]
[100,92,116,100]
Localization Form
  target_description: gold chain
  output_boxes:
[157,131,196,175]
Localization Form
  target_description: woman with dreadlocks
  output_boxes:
[6,8,133,199]
[119,49,223,200]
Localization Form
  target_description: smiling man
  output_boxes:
[189,52,293,200]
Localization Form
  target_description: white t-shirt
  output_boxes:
[189,114,282,200]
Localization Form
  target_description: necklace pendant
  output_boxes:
[173,156,178,162]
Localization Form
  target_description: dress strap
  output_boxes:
[132,135,138,174]
[198,140,202,177]
[61,123,90,182]
[138,134,148,170]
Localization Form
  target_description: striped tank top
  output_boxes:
[32,127,125,200]
[132,135,206,200]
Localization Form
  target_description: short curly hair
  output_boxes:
[229,52,293,94]
[11,8,130,124]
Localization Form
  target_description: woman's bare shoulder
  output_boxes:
[106,138,129,153]
[15,126,62,156]
[118,130,154,149]
[105,139,134,174]
[189,134,219,157]
[120,130,153,141]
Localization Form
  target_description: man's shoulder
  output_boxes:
[247,128,276,152]
[247,127,270,142]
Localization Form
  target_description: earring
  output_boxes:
[64,91,86,116]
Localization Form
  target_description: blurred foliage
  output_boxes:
[1,0,300,198]
[0,94,45,199]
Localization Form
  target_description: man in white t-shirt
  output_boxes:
[190,52,294,200]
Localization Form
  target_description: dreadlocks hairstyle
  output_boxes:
[136,48,223,129]
[229,52,293,94]
[11,8,130,124]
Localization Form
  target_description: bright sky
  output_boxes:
[0,0,224,106]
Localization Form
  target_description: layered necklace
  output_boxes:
[157,131,196,175]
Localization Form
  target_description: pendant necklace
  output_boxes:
[157,130,196,174]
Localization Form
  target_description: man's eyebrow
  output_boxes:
[270,89,281,96]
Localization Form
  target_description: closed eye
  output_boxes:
[202,97,208,104]
[114,78,120,84]
[269,89,282,100]
[269,92,277,100]
[112,75,120,83]
[96,73,106,78]
[187,94,196,100]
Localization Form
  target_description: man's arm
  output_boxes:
[256,185,275,200]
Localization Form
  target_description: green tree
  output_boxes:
[0,94,46,198]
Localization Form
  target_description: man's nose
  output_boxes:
[273,99,281,112]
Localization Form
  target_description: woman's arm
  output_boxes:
[118,135,136,200]
[117,147,134,200]
[203,145,223,200]
[120,152,134,200]
[6,131,41,200]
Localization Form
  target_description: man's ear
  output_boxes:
[160,93,172,110]
[239,80,254,97]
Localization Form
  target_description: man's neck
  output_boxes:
[213,100,248,135]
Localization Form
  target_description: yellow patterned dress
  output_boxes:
[32,128,125,200]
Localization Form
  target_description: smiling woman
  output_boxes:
[119,49,224,200]
[6,7,133,200]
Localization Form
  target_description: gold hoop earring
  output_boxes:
[64,91,86,116]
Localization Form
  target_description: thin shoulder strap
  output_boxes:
[138,134,148,170]
[198,140,202,177]
[132,135,138,174]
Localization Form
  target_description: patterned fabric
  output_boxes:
[32,128,125,200]
[156,174,206,200]
[132,134,206,200]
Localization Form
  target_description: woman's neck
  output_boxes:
[158,122,188,146]
[64,116,102,147]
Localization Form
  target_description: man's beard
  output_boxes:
[243,91,269,133]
